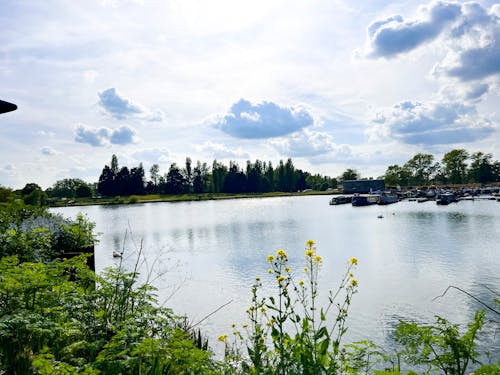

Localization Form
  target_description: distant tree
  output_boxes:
[110,154,119,175]
[442,149,469,184]
[97,165,115,196]
[149,164,160,193]
[211,160,227,193]
[468,152,494,183]
[0,185,17,203]
[75,184,93,198]
[383,165,411,187]
[263,161,274,192]
[223,161,246,193]
[246,160,263,193]
[129,164,145,195]
[165,163,185,194]
[284,158,296,192]
[341,168,359,181]
[184,157,193,193]
[21,183,47,206]
[193,161,206,194]
[404,153,438,186]
[114,167,130,195]
[46,178,92,199]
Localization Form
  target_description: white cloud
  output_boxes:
[98,88,164,121]
[214,99,314,139]
[369,99,496,145]
[270,129,336,157]
[74,124,139,147]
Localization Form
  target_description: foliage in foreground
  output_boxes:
[221,241,359,374]
[0,255,219,374]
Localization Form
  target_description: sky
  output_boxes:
[1,0,499,189]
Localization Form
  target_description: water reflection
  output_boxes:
[52,197,500,357]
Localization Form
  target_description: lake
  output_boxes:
[52,195,500,357]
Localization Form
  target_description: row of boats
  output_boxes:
[329,190,500,207]
[329,193,399,206]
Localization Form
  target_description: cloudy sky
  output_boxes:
[1,0,499,189]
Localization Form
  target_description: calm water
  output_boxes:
[52,196,500,356]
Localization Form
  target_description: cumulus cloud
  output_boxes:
[74,124,139,147]
[40,146,57,156]
[98,88,164,121]
[363,2,500,82]
[270,129,336,157]
[369,100,496,145]
[214,99,313,139]
[364,1,461,58]
[198,141,250,159]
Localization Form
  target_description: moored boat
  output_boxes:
[352,194,379,206]
[329,195,352,205]
[436,192,457,205]
[377,193,398,205]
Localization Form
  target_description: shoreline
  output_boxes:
[48,190,338,208]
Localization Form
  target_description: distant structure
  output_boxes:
[343,179,385,194]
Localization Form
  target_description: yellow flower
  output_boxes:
[349,257,358,265]
[268,269,274,274]
[298,280,304,286]
[255,277,261,282]
[277,275,285,282]
[348,272,353,278]
[306,239,315,247]
[231,323,236,328]
[218,334,228,342]
[350,278,358,287]
[277,249,287,258]
[285,267,291,273]
[260,307,267,313]
[303,266,308,272]
[243,324,248,328]
[314,255,322,263]
[305,249,314,257]
[267,255,274,263]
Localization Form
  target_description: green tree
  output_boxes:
[21,183,47,206]
[46,178,93,199]
[165,163,185,194]
[442,149,469,184]
[404,153,438,186]
[468,152,494,184]
[149,163,160,187]
[384,164,411,187]
[341,168,360,181]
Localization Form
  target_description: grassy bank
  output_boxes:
[49,190,339,207]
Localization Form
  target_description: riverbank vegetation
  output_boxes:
[0,202,499,374]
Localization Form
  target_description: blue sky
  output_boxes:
[1,0,499,189]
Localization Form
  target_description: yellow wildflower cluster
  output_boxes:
[298,280,304,286]
[314,255,322,263]
[218,334,228,342]
[350,278,358,287]
[277,275,285,283]
[276,249,287,258]
[285,267,291,273]
[306,239,315,247]
[349,257,358,265]
[268,269,274,274]
[267,255,274,263]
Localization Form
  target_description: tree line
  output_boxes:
[383,150,500,187]
[96,155,337,197]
